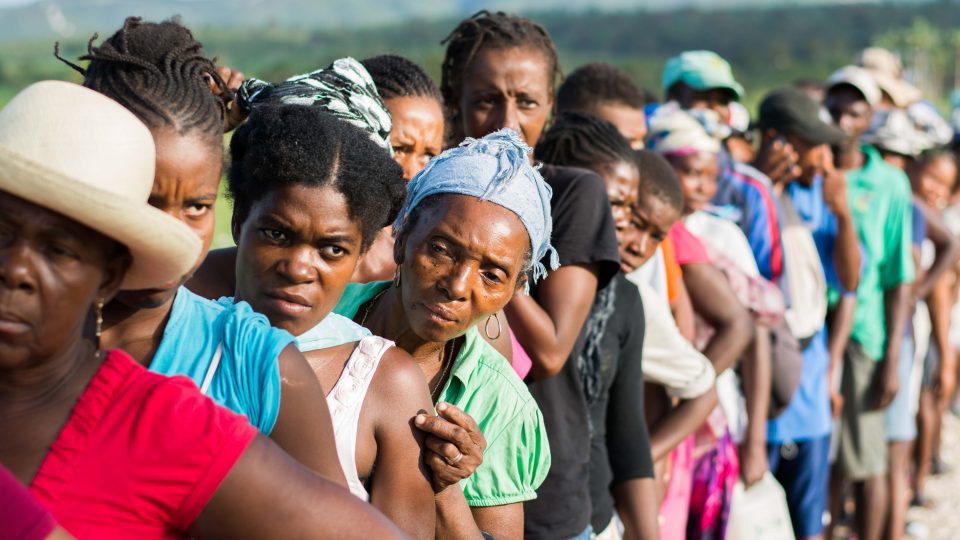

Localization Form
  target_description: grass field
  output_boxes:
[213,181,235,249]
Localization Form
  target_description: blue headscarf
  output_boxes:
[395,129,559,290]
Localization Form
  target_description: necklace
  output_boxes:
[359,288,389,327]
[430,339,456,404]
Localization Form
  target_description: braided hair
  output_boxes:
[556,62,646,114]
[228,105,406,251]
[361,54,441,103]
[440,11,561,143]
[535,111,634,172]
[56,16,226,144]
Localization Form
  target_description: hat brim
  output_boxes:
[687,76,744,101]
[792,119,848,146]
[0,144,201,290]
[870,71,921,108]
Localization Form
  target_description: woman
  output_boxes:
[57,17,345,483]
[224,104,436,538]
[0,80,403,539]
[441,12,621,539]
[333,130,552,540]
[353,54,444,284]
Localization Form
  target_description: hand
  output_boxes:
[872,362,900,409]
[210,65,248,133]
[738,441,768,488]
[415,402,486,493]
[830,390,844,418]
[821,154,851,218]
[752,131,800,186]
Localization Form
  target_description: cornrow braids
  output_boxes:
[57,16,227,143]
[361,54,441,103]
[535,111,634,172]
[440,10,561,142]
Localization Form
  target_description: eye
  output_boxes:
[428,239,451,258]
[320,245,348,259]
[184,203,213,219]
[518,97,538,109]
[259,228,288,244]
[45,241,79,260]
[392,145,410,155]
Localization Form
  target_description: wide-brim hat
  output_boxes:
[0,81,201,290]
[826,66,882,107]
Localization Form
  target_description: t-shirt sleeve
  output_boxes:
[606,287,654,483]
[221,301,296,435]
[137,377,258,531]
[880,175,917,289]
[668,222,711,266]
[461,395,551,507]
[0,464,56,540]
[544,166,621,288]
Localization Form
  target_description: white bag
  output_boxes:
[779,194,828,340]
[727,473,795,540]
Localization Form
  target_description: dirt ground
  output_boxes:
[904,413,960,539]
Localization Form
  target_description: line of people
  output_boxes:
[2,10,959,540]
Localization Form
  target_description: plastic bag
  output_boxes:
[727,472,795,540]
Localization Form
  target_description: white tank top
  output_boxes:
[325,335,393,500]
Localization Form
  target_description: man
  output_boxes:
[555,62,648,149]
[756,88,861,540]
[824,66,915,540]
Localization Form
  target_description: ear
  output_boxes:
[392,228,407,266]
[97,248,132,304]
[231,208,244,245]
[514,273,529,296]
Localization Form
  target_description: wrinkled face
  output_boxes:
[666,151,719,214]
[0,191,127,369]
[621,191,680,273]
[913,155,958,210]
[459,46,554,147]
[825,85,873,140]
[396,194,529,343]
[600,160,641,246]
[387,96,445,181]
[593,103,647,150]
[114,128,222,309]
[234,184,364,336]
[785,132,832,187]
[674,84,734,125]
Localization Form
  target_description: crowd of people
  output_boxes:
[2,10,959,540]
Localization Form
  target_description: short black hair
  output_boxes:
[228,105,406,251]
[60,17,226,144]
[535,111,634,172]
[440,11,561,144]
[556,62,645,114]
[635,149,684,212]
[361,54,441,103]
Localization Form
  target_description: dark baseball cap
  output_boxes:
[757,88,847,145]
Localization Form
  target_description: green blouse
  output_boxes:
[334,281,551,506]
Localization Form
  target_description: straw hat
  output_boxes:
[0,81,201,290]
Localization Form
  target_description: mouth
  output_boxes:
[418,302,459,325]
[0,309,30,335]
[262,290,313,316]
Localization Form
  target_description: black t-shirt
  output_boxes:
[587,274,654,532]
[523,165,621,540]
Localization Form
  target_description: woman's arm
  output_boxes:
[614,478,661,540]
[926,274,957,403]
[826,297,856,417]
[269,345,348,486]
[471,504,524,540]
[739,326,772,487]
[190,435,406,540]
[681,262,753,373]
[648,387,718,461]
[916,202,960,299]
[505,264,600,379]
[367,349,437,540]
[670,276,697,342]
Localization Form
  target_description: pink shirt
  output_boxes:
[668,221,711,266]
[1,464,55,540]
[28,350,257,539]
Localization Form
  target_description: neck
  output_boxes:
[100,294,176,367]
[365,286,446,365]
[0,337,101,415]
[836,140,864,172]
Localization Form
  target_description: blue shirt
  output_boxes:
[768,177,839,442]
[150,287,295,434]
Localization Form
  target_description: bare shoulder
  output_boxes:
[186,246,239,300]
[368,346,432,415]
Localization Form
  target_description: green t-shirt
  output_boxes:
[845,144,915,360]
[334,281,552,506]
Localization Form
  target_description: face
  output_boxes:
[234,184,364,336]
[600,160,641,244]
[725,135,755,164]
[593,103,647,149]
[666,151,719,214]
[913,155,958,210]
[113,128,222,309]
[674,84,734,124]
[621,191,680,273]
[386,96,445,181]
[396,195,529,343]
[825,86,873,140]
[784,132,832,186]
[459,46,554,147]
[0,191,128,369]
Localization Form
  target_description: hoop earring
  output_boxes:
[393,268,401,288]
[94,297,104,349]
[484,313,502,340]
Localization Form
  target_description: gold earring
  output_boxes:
[93,297,105,354]
[484,313,502,340]
[393,268,401,288]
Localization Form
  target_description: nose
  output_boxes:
[399,154,419,183]
[0,241,38,293]
[636,232,654,259]
[276,245,318,284]
[498,101,522,135]
[438,263,470,302]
